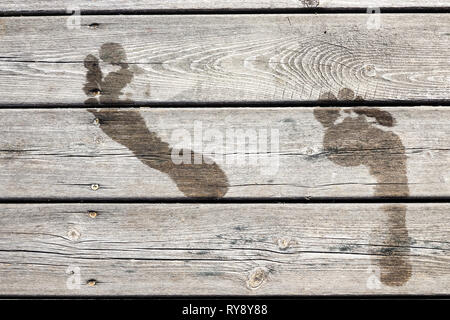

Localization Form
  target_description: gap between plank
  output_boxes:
[1,7,450,17]
[1,295,447,299]
[0,100,449,109]
[0,197,449,204]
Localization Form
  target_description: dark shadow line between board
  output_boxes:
[1,7,450,17]
[0,197,449,204]
[0,100,449,109]
[0,294,449,299]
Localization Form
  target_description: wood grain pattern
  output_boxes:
[0,5,448,297]
[0,107,448,199]
[0,14,448,104]
[1,0,449,12]
[0,203,448,295]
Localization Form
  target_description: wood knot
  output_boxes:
[67,227,81,241]
[246,268,268,290]
[94,136,104,144]
[277,238,291,250]
[300,0,319,7]
[365,64,377,77]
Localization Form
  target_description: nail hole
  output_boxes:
[89,23,100,29]
[87,279,97,287]
[89,88,102,96]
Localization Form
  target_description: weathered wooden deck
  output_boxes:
[0,1,448,295]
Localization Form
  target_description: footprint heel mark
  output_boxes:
[379,205,412,286]
[83,43,229,198]
[88,110,229,198]
[314,88,412,286]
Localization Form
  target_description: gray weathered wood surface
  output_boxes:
[1,0,449,12]
[0,14,448,104]
[0,107,448,199]
[0,2,448,297]
[0,203,448,295]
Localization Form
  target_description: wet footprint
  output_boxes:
[314,88,412,286]
[83,42,134,105]
[83,43,229,198]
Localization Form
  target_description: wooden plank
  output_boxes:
[0,203,448,295]
[0,107,448,199]
[0,14,448,104]
[1,1,448,12]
